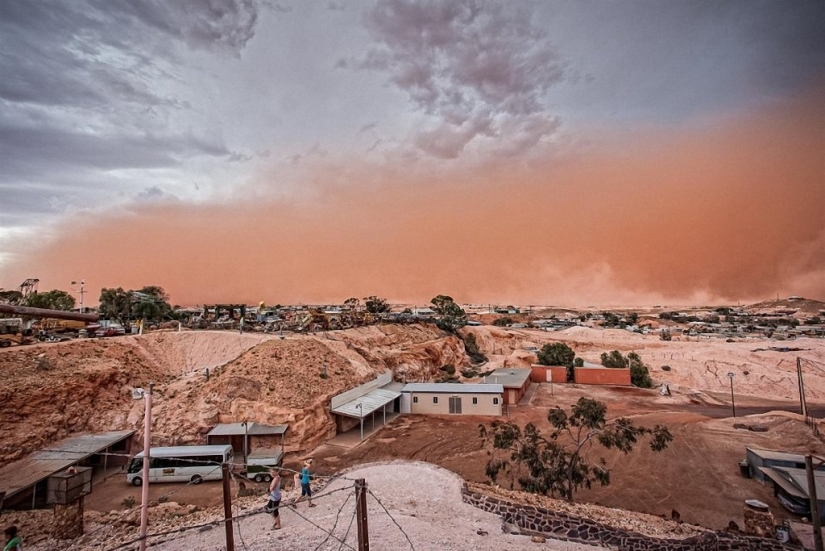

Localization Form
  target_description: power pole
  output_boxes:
[799,358,809,422]
[222,463,235,551]
[139,383,153,551]
[805,456,823,551]
[355,478,370,551]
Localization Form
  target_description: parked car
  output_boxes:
[94,325,126,337]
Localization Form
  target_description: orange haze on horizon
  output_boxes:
[3,90,824,308]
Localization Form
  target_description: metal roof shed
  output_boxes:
[483,369,532,389]
[331,388,402,419]
[207,422,288,438]
[206,423,288,463]
[0,430,134,509]
[331,373,402,441]
[401,383,504,394]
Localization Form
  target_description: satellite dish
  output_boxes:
[132,388,145,400]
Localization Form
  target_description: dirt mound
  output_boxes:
[149,337,381,452]
[130,330,272,375]
[748,297,825,314]
[326,324,469,380]
[0,339,170,463]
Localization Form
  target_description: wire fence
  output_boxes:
[89,472,423,551]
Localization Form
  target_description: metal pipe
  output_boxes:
[0,304,99,322]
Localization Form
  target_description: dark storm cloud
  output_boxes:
[0,0,258,221]
[349,0,565,158]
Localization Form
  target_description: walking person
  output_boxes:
[3,526,22,551]
[267,469,282,530]
[299,459,316,508]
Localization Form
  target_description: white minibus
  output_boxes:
[126,445,233,486]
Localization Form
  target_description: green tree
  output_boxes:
[98,288,132,326]
[573,357,584,367]
[133,286,172,318]
[463,333,488,364]
[601,350,652,387]
[480,397,672,502]
[430,295,455,315]
[364,296,391,313]
[627,312,639,325]
[627,352,653,388]
[132,301,161,321]
[537,343,575,367]
[600,350,628,368]
[25,289,76,310]
[430,295,467,332]
[493,317,514,327]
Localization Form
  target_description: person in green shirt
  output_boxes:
[3,526,22,551]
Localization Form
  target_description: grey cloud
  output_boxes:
[0,0,257,222]
[135,186,174,203]
[0,125,229,177]
[352,0,565,158]
[357,123,378,135]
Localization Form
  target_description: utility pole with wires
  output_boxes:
[139,383,153,551]
[355,478,370,551]
[799,357,809,422]
[222,463,235,551]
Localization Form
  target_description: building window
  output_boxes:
[433,397,438,404]
[493,397,499,405]
[472,397,478,405]
[413,396,418,404]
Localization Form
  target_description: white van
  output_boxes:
[126,445,233,486]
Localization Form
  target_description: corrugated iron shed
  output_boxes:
[207,422,288,437]
[401,383,504,394]
[331,388,401,419]
[0,430,134,500]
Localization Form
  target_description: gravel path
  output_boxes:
[152,461,600,550]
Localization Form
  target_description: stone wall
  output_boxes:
[53,498,84,539]
[462,486,800,551]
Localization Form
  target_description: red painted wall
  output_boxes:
[573,367,631,386]
[530,365,568,383]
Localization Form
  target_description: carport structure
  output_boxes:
[0,430,134,510]
[331,372,402,441]
[206,422,288,464]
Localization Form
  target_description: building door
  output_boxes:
[449,396,462,414]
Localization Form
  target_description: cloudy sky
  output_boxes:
[1,0,824,306]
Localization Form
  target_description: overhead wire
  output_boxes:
[311,492,352,551]
[366,488,416,551]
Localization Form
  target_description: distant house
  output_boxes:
[400,383,503,416]
[412,307,436,316]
